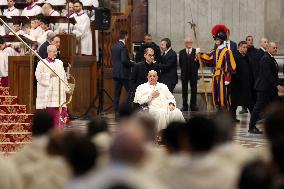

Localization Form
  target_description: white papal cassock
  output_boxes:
[134,82,184,131]
[35,58,68,109]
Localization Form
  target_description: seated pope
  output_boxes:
[134,70,185,131]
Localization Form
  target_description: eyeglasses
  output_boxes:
[147,54,155,57]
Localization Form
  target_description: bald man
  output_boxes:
[254,37,269,81]
[179,37,199,111]
[134,70,184,131]
[42,3,60,16]
[249,42,283,134]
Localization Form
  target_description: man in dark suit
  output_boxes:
[231,41,253,121]
[248,42,283,134]
[224,29,238,55]
[135,34,161,64]
[112,30,132,112]
[179,37,199,111]
[239,35,259,114]
[129,48,160,102]
[254,37,269,80]
[159,38,178,93]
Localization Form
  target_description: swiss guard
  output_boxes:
[198,25,236,109]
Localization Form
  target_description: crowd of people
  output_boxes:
[0,103,284,189]
[112,25,283,134]
[0,0,96,55]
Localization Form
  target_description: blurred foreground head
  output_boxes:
[162,121,187,154]
[212,109,235,144]
[238,160,272,189]
[186,115,217,153]
[111,118,146,166]
[61,132,97,176]
[32,110,54,136]
[264,102,284,142]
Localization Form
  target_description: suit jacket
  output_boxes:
[178,48,199,81]
[135,42,161,63]
[130,61,161,90]
[229,41,238,55]
[247,46,260,83]
[112,41,132,79]
[252,48,266,82]
[159,49,178,85]
[254,52,279,94]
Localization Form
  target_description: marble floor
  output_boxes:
[67,110,268,150]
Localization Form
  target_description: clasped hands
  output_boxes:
[151,90,160,98]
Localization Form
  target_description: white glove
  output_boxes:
[196,48,200,53]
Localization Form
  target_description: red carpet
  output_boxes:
[0,87,32,155]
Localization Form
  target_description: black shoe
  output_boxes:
[190,107,199,111]
[181,106,188,111]
[248,127,263,134]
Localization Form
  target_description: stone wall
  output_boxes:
[148,0,266,52]
[265,0,284,54]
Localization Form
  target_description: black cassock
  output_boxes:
[231,51,253,108]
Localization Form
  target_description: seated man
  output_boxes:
[134,70,184,131]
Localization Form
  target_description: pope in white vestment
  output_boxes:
[134,70,184,131]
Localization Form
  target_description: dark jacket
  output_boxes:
[178,48,199,81]
[252,48,266,81]
[229,40,238,55]
[231,51,253,107]
[247,46,261,83]
[254,52,279,94]
[130,61,160,90]
[38,41,50,59]
[112,41,132,79]
[135,42,161,63]
[159,48,178,85]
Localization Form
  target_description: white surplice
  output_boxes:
[73,11,92,55]
[134,82,184,131]
[0,25,5,36]
[37,29,52,47]
[55,12,76,34]
[21,3,42,16]
[27,26,44,41]
[35,58,68,109]
[45,0,66,5]
[3,6,21,17]
[0,46,19,77]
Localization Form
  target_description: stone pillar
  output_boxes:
[265,0,284,53]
